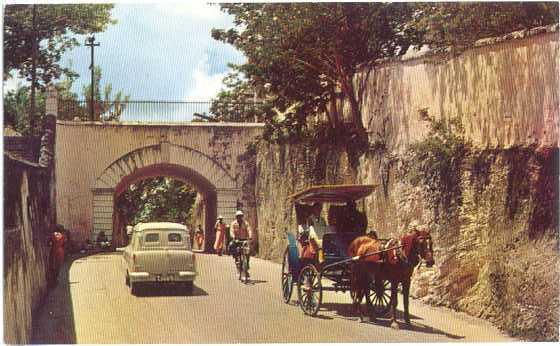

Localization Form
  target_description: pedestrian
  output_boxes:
[187,225,194,248]
[48,224,66,285]
[214,216,226,256]
[195,224,204,250]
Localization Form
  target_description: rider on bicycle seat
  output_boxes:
[230,210,253,275]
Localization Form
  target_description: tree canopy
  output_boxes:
[411,2,559,51]
[211,3,417,144]
[115,177,197,226]
[210,2,558,146]
[4,4,115,86]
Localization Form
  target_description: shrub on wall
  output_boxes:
[408,116,470,220]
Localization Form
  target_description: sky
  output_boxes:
[5,2,246,121]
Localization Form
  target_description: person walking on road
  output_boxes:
[48,225,66,285]
[195,224,204,250]
[214,216,226,256]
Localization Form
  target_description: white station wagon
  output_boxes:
[117,222,197,295]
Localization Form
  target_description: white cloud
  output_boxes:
[154,2,224,20]
[185,56,227,101]
[3,76,27,93]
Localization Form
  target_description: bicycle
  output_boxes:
[233,239,251,284]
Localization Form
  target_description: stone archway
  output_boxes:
[91,143,239,250]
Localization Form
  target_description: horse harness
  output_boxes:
[384,233,432,266]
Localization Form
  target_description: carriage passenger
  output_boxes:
[307,203,328,248]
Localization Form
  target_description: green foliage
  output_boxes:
[4,4,115,85]
[3,84,45,136]
[80,66,131,121]
[411,2,559,52]
[211,3,418,143]
[4,67,130,134]
[115,177,197,226]
[409,116,470,214]
[209,70,271,123]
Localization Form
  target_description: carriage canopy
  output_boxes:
[289,184,376,204]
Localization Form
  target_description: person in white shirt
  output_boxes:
[307,203,328,249]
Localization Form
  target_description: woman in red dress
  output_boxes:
[49,226,66,284]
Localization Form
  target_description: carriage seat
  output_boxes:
[322,232,364,259]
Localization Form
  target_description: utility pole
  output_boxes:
[85,35,100,121]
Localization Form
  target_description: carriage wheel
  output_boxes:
[281,247,294,303]
[368,279,392,316]
[297,264,323,316]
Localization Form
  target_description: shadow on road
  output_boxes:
[319,302,465,340]
[133,284,208,297]
[243,279,268,286]
[31,253,87,344]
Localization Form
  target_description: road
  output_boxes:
[32,252,514,343]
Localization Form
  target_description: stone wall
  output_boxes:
[3,155,54,344]
[357,25,558,154]
[250,27,559,341]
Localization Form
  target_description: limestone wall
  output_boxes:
[357,26,558,153]
[3,156,54,344]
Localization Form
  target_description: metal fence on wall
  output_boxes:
[57,100,261,122]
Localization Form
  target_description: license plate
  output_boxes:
[156,274,173,282]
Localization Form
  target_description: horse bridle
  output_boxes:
[415,234,433,267]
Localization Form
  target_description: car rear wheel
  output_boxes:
[183,281,194,294]
[131,282,140,295]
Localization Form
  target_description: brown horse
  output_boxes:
[348,228,435,327]
[347,235,384,322]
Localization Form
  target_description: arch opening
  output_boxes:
[109,164,216,249]
[91,144,240,251]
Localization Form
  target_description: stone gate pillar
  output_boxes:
[216,188,240,226]
[91,188,114,242]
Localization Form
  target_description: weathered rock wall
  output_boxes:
[3,156,54,344]
[254,139,359,260]
[358,146,558,341]
[251,27,559,341]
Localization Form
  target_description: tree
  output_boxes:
[115,177,198,226]
[212,3,417,145]
[5,66,130,135]
[3,84,45,136]
[80,66,130,121]
[4,4,115,127]
[410,2,559,52]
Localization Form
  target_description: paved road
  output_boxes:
[32,252,514,343]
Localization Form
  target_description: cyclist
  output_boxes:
[229,210,253,278]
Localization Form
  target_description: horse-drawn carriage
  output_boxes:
[281,184,393,317]
[281,184,435,325]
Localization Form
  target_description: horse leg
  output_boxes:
[357,273,368,322]
[390,281,399,329]
[364,280,376,323]
[402,280,411,325]
[351,270,364,320]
